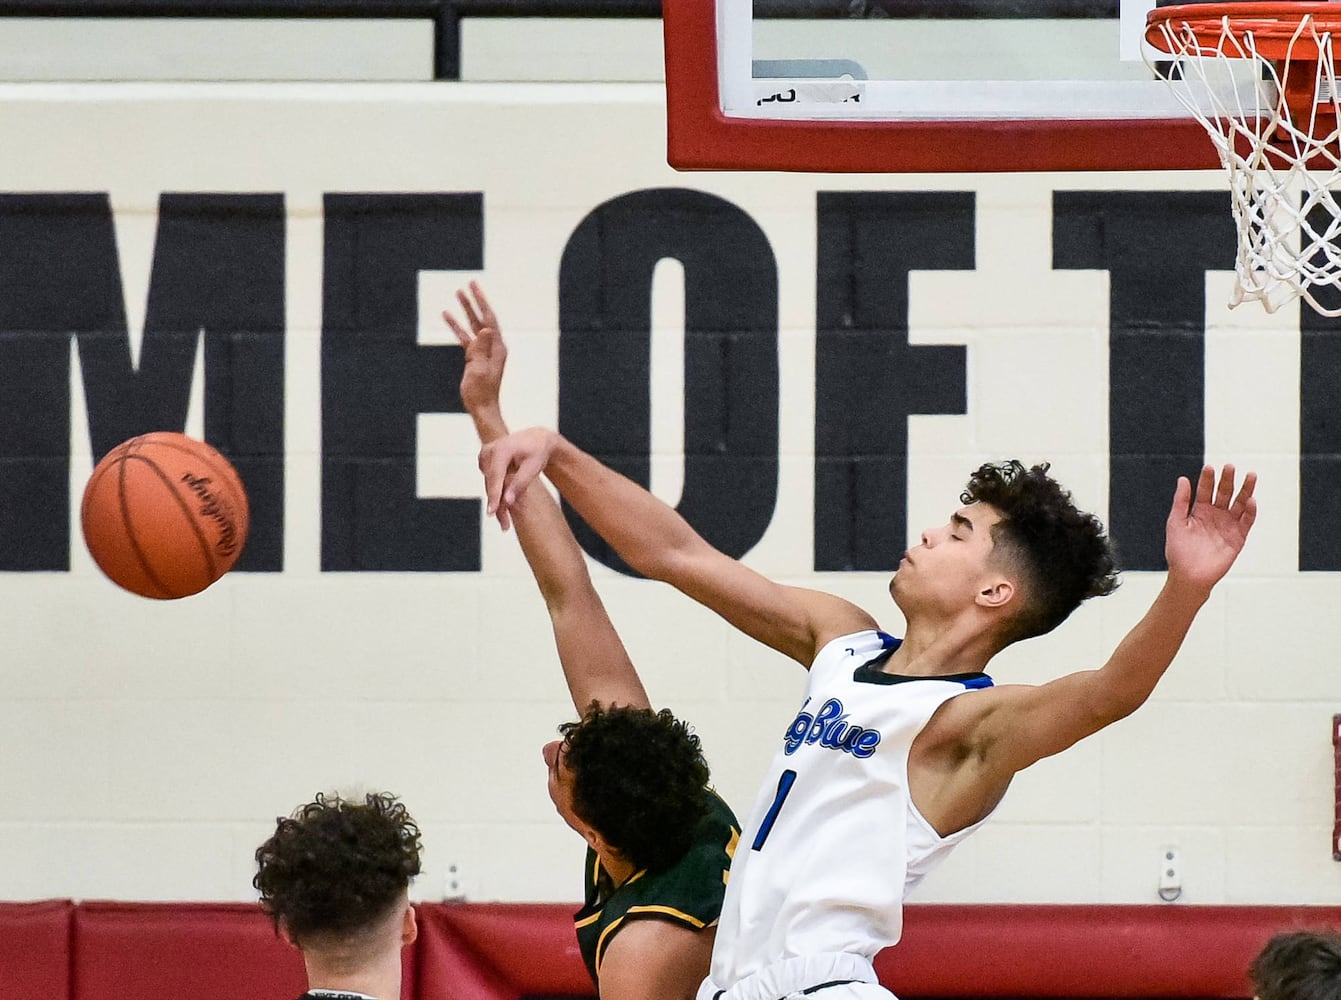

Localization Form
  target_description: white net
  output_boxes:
[1147,10,1341,316]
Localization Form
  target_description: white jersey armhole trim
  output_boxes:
[904,689,998,847]
[906,787,993,845]
[810,629,885,670]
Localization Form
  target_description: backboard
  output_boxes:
[663,0,1264,172]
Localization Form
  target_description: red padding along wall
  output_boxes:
[2,901,1338,1000]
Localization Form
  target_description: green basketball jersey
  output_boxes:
[574,788,740,984]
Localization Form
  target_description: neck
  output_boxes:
[596,848,638,888]
[304,949,402,1000]
[886,615,999,676]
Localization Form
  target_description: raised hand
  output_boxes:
[442,281,505,417]
[1164,464,1257,595]
[479,426,561,531]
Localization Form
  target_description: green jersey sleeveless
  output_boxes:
[574,789,740,984]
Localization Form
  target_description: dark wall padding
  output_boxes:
[3,900,1339,1000]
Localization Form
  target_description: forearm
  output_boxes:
[510,476,607,617]
[466,405,593,612]
[544,435,703,580]
[511,477,649,712]
[469,404,507,446]
[1096,577,1210,716]
[471,409,647,709]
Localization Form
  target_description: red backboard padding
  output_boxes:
[0,899,72,1000]
[881,905,1341,999]
[661,0,1221,173]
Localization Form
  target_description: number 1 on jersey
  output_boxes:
[750,769,797,851]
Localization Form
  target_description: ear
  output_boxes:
[976,578,1015,610]
[277,918,299,951]
[583,825,608,854]
[401,904,418,947]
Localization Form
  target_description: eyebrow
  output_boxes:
[951,512,974,533]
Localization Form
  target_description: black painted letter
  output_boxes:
[0,193,285,571]
[1054,191,1233,570]
[814,192,972,571]
[558,188,779,574]
[322,194,481,571]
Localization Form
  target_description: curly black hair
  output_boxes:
[559,704,710,874]
[962,460,1119,644]
[253,791,422,946]
[1251,930,1341,1000]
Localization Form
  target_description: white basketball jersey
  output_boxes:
[709,629,996,990]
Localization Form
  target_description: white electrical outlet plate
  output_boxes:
[1158,845,1181,901]
[444,862,467,901]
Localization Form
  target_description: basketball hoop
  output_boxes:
[1146,2,1341,316]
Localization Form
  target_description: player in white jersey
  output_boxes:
[717,627,995,997]
[477,429,1256,1000]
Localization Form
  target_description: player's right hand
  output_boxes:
[443,281,506,416]
[479,426,560,531]
[1164,463,1257,597]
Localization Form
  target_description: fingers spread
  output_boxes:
[1236,470,1258,502]
[1232,471,1259,518]
[1194,464,1215,507]
[443,310,470,347]
[470,281,499,329]
[1213,463,1235,507]
[1239,495,1258,534]
[457,288,483,332]
[1169,475,1192,522]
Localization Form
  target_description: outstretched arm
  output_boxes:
[973,464,1258,775]
[445,284,648,712]
[479,428,876,667]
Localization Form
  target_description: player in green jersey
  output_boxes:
[445,284,740,1000]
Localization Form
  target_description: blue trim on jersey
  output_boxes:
[854,632,994,689]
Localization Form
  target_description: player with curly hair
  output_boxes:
[444,285,739,1000]
[1251,930,1341,1000]
[478,420,1255,1000]
[254,791,422,1000]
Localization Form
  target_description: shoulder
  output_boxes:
[619,813,735,922]
[598,919,715,1000]
[809,628,897,675]
[702,787,741,833]
[916,680,1025,753]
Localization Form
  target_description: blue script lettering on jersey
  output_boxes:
[783,697,882,758]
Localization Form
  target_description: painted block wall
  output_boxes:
[0,82,1335,910]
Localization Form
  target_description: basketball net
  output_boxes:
[1148,9,1341,316]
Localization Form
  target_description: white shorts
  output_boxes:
[698,953,896,1000]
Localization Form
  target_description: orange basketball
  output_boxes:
[81,432,250,599]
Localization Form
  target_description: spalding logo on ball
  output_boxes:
[81,432,250,599]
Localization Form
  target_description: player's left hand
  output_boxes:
[479,426,560,532]
[1164,464,1257,595]
[443,281,506,416]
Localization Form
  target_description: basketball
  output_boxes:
[81,432,250,599]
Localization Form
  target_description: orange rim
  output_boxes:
[1147,2,1341,59]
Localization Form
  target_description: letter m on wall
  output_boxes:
[0,194,284,571]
